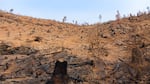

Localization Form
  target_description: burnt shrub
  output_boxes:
[34,36,42,42]
[0,42,38,55]
[0,42,11,55]
[9,46,38,55]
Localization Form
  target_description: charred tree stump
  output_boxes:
[130,47,144,81]
[46,61,69,84]
[131,47,143,65]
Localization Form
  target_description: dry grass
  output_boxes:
[0,10,150,83]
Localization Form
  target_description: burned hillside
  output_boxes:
[0,11,150,84]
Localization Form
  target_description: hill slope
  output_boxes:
[0,11,150,83]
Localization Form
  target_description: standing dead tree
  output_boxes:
[99,14,102,23]
[9,9,14,13]
[147,6,150,14]
[62,16,67,23]
[116,10,121,21]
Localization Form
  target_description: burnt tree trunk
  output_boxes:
[131,47,143,65]
[46,61,69,84]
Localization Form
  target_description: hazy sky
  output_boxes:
[0,0,150,24]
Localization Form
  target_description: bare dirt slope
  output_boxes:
[0,11,150,84]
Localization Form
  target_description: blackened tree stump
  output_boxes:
[46,61,69,84]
